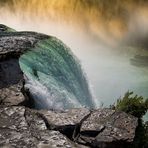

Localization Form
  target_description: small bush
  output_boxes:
[114,91,148,148]
[115,91,148,118]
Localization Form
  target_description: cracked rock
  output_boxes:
[0,106,85,148]
[0,25,48,106]
[78,109,138,148]
[39,108,90,139]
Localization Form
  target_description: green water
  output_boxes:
[19,37,97,110]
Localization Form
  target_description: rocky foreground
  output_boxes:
[0,25,138,148]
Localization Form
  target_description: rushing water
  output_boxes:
[19,38,98,110]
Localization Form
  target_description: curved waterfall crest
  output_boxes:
[19,37,96,110]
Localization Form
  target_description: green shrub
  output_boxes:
[115,91,148,118]
[114,91,148,148]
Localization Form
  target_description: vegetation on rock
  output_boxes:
[114,91,148,148]
[115,91,148,118]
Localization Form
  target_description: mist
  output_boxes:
[0,0,148,106]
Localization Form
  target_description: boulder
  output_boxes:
[39,108,90,139]
[0,24,48,106]
[0,106,85,148]
[38,108,138,147]
[78,109,138,148]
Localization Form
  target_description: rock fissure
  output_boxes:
[73,110,92,141]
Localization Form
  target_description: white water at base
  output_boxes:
[24,76,83,110]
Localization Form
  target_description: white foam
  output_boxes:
[24,76,64,110]
[24,75,82,110]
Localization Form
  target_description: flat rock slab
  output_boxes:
[39,108,90,139]
[0,106,82,148]
[40,108,90,127]
[81,108,115,132]
[78,109,138,148]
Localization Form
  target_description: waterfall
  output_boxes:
[1,0,148,115]
[19,37,96,110]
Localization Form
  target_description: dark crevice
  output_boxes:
[72,110,92,141]
[21,84,35,108]
[54,125,76,139]
[36,112,51,130]
[80,129,105,138]
[35,110,92,147]
[24,108,30,127]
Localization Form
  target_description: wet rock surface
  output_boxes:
[0,106,81,148]
[0,106,138,148]
[78,109,138,147]
[0,25,48,106]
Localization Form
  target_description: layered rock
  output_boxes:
[0,106,81,148]
[79,109,138,147]
[0,24,48,106]
[39,108,138,148]
[0,106,138,148]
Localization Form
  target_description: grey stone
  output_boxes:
[0,59,25,106]
[0,30,48,60]
[0,106,83,148]
[40,108,90,127]
[39,108,90,139]
[0,25,48,106]
[78,109,138,148]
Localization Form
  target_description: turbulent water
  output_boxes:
[19,38,97,110]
